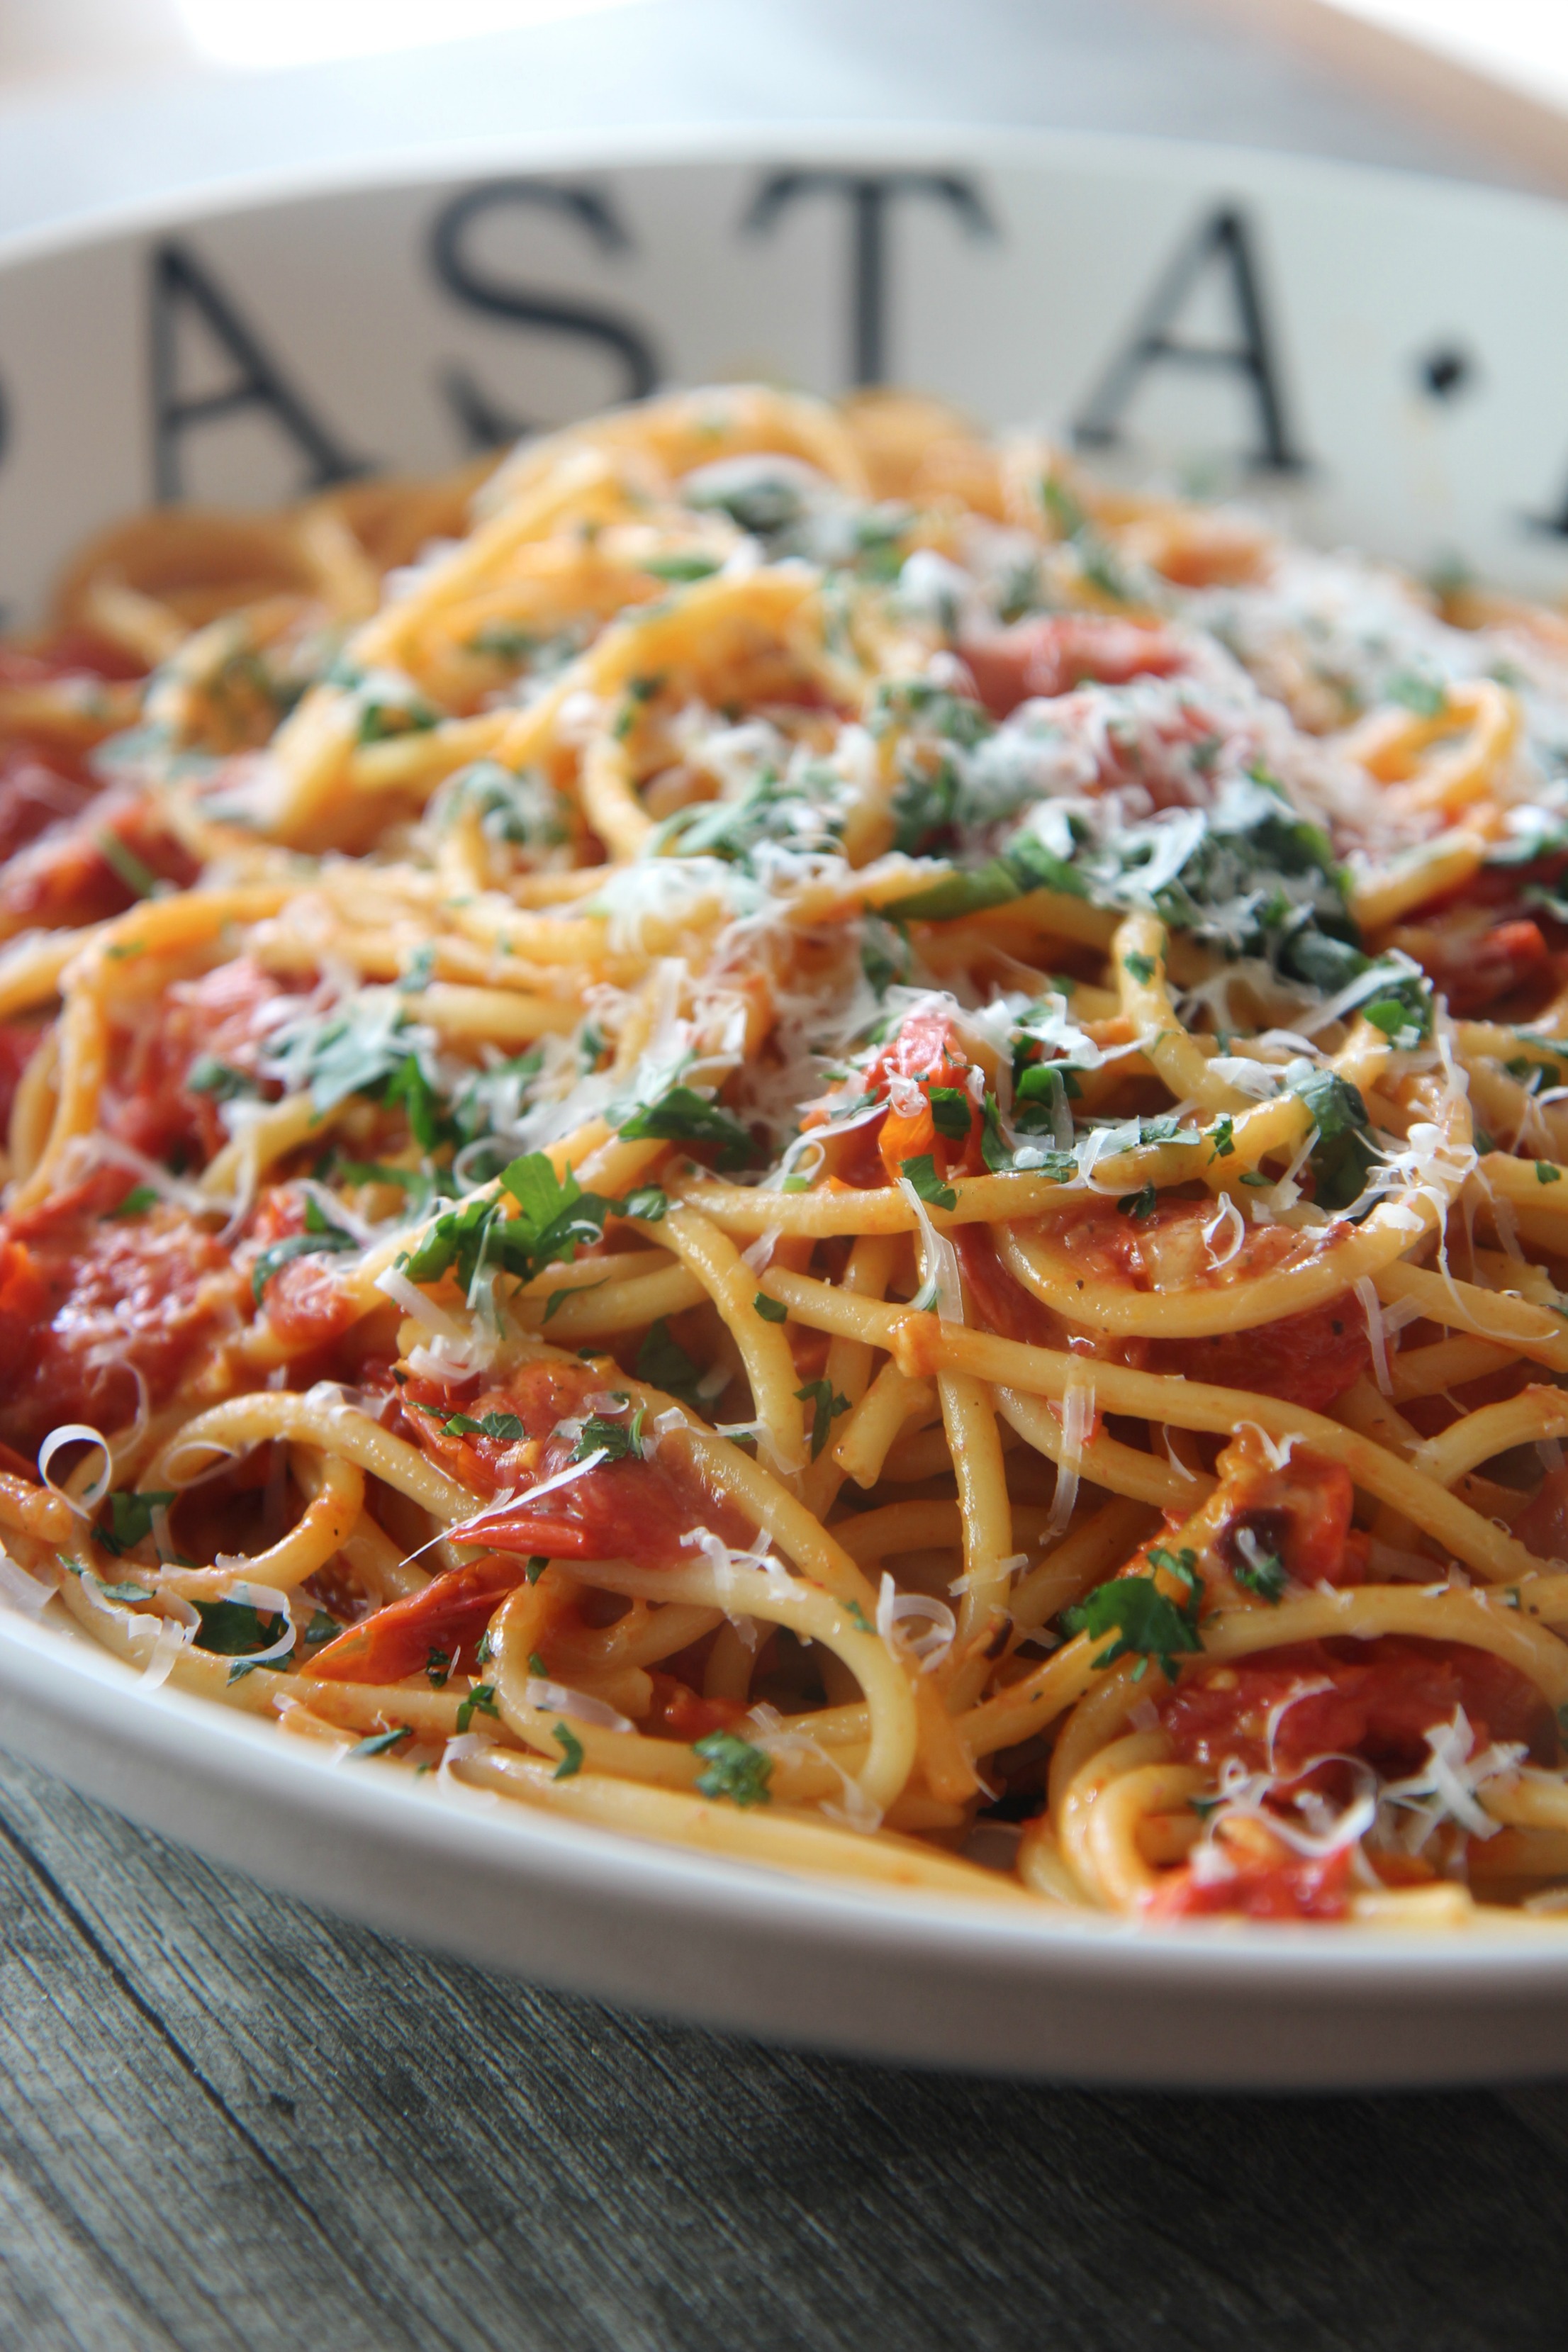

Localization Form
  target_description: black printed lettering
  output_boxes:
[1073,207,1308,474]
[744,169,997,386]
[150,242,366,503]
[429,180,659,448]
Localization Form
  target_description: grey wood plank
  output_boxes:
[4,1745,1568,2352]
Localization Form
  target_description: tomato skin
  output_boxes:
[0,790,200,933]
[951,1225,1060,1348]
[1412,917,1552,1017]
[1147,1843,1353,1922]
[1150,1298,1370,1413]
[403,1360,754,1569]
[307,1555,523,1684]
[1514,1465,1568,1567]
[1158,1637,1547,1781]
[960,616,1184,719]
[0,629,147,685]
[108,957,297,1167]
[245,1189,360,1350]
[0,1170,244,1452]
[644,1672,747,1740]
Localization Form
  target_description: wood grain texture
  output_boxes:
[2,1747,1568,2351]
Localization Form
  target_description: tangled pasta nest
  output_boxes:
[2,383,1568,1923]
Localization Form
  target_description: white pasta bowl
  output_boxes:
[6,125,1568,2085]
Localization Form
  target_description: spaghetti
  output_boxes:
[8,385,1568,1923]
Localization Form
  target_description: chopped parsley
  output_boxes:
[692,1728,773,1806]
[401,1152,666,1298]
[899,1154,957,1211]
[104,1183,162,1219]
[795,1379,851,1462]
[456,1684,500,1734]
[754,1292,788,1323]
[1123,951,1158,985]
[1062,1549,1204,1682]
[1385,670,1447,717]
[1285,1064,1379,1214]
[636,1319,707,1406]
[612,672,665,739]
[186,1054,259,1102]
[1116,1184,1159,1221]
[615,1085,758,1170]
[926,1085,974,1141]
[1231,1547,1288,1603]
[642,551,721,581]
[347,1725,414,1759]
[572,1401,646,1463]
[97,831,164,901]
[99,1490,174,1556]
[552,1723,585,1779]
[416,1406,525,1442]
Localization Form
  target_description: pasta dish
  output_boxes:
[7,382,1568,1927]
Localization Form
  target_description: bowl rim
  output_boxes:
[0,111,1562,280]
[9,1603,1568,1993]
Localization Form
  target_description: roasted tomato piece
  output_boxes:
[0,1170,244,1452]
[643,1672,748,1740]
[819,999,983,1189]
[307,1555,525,1685]
[245,1189,361,1350]
[1146,1839,1353,1922]
[108,956,293,1167]
[1206,1443,1362,1594]
[1150,1297,1370,1414]
[402,1358,755,1569]
[0,790,201,934]
[1394,914,1552,1018]
[1160,1637,1547,1780]
[0,629,147,685]
[960,615,1184,719]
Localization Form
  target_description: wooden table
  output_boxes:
[6,8,1568,2343]
[5,1745,1568,2349]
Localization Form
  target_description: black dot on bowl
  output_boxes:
[1418,345,1474,400]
